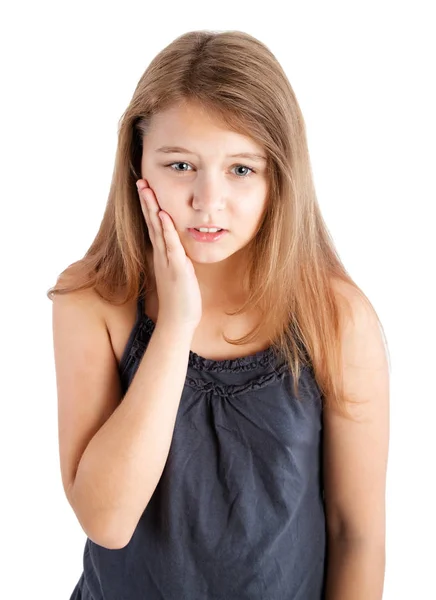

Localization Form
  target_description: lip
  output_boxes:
[189,225,227,230]
[187,228,229,243]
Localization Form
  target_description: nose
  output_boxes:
[191,172,225,214]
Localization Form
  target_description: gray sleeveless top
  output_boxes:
[70,295,326,599]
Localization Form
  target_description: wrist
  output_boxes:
[154,319,196,341]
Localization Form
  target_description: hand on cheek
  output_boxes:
[140,176,178,232]
[142,179,165,211]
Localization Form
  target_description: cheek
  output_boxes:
[237,194,268,221]
[141,176,173,212]
[152,191,182,226]
[140,160,165,197]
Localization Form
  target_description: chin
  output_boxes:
[188,252,232,265]
[180,231,246,265]
[183,244,234,264]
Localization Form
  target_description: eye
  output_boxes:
[165,162,256,178]
[232,165,255,178]
[166,162,193,173]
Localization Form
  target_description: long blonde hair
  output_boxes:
[47,30,389,416]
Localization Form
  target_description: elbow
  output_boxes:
[88,527,133,550]
[68,496,135,550]
[67,482,146,550]
[89,507,140,549]
[326,513,386,550]
[67,486,134,550]
[80,513,135,550]
[327,531,386,561]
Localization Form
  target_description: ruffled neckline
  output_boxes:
[140,312,280,373]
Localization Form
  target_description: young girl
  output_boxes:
[49,30,390,600]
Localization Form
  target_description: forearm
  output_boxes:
[325,536,385,600]
[70,321,194,549]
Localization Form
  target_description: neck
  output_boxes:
[192,251,250,309]
[144,246,251,310]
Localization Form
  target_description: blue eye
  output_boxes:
[165,162,255,178]
[233,165,255,177]
[167,162,192,172]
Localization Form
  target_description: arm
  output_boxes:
[53,290,194,550]
[323,284,390,599]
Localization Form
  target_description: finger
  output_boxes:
[137,181,163,251]
[158,211,186,266]
[138,186,156,246]
[142,188,167,256]
[143,203,157,247]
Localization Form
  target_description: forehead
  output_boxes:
[145,101,264,154]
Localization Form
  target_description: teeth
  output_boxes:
[196,227,222,233]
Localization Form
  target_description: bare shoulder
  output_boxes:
[52,286,116,321]
[329,277,388,373]
[330,276,373,317]
[52,287,124,503]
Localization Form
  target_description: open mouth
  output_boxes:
[187,228,229,242]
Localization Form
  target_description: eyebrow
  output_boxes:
[155,146,267,163]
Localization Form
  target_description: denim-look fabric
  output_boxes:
[69,295,326,599]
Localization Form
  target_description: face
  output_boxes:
[140,101,269,266]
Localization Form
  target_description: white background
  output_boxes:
[1,1,434,598]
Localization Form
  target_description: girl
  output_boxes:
[49,30,390,600]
